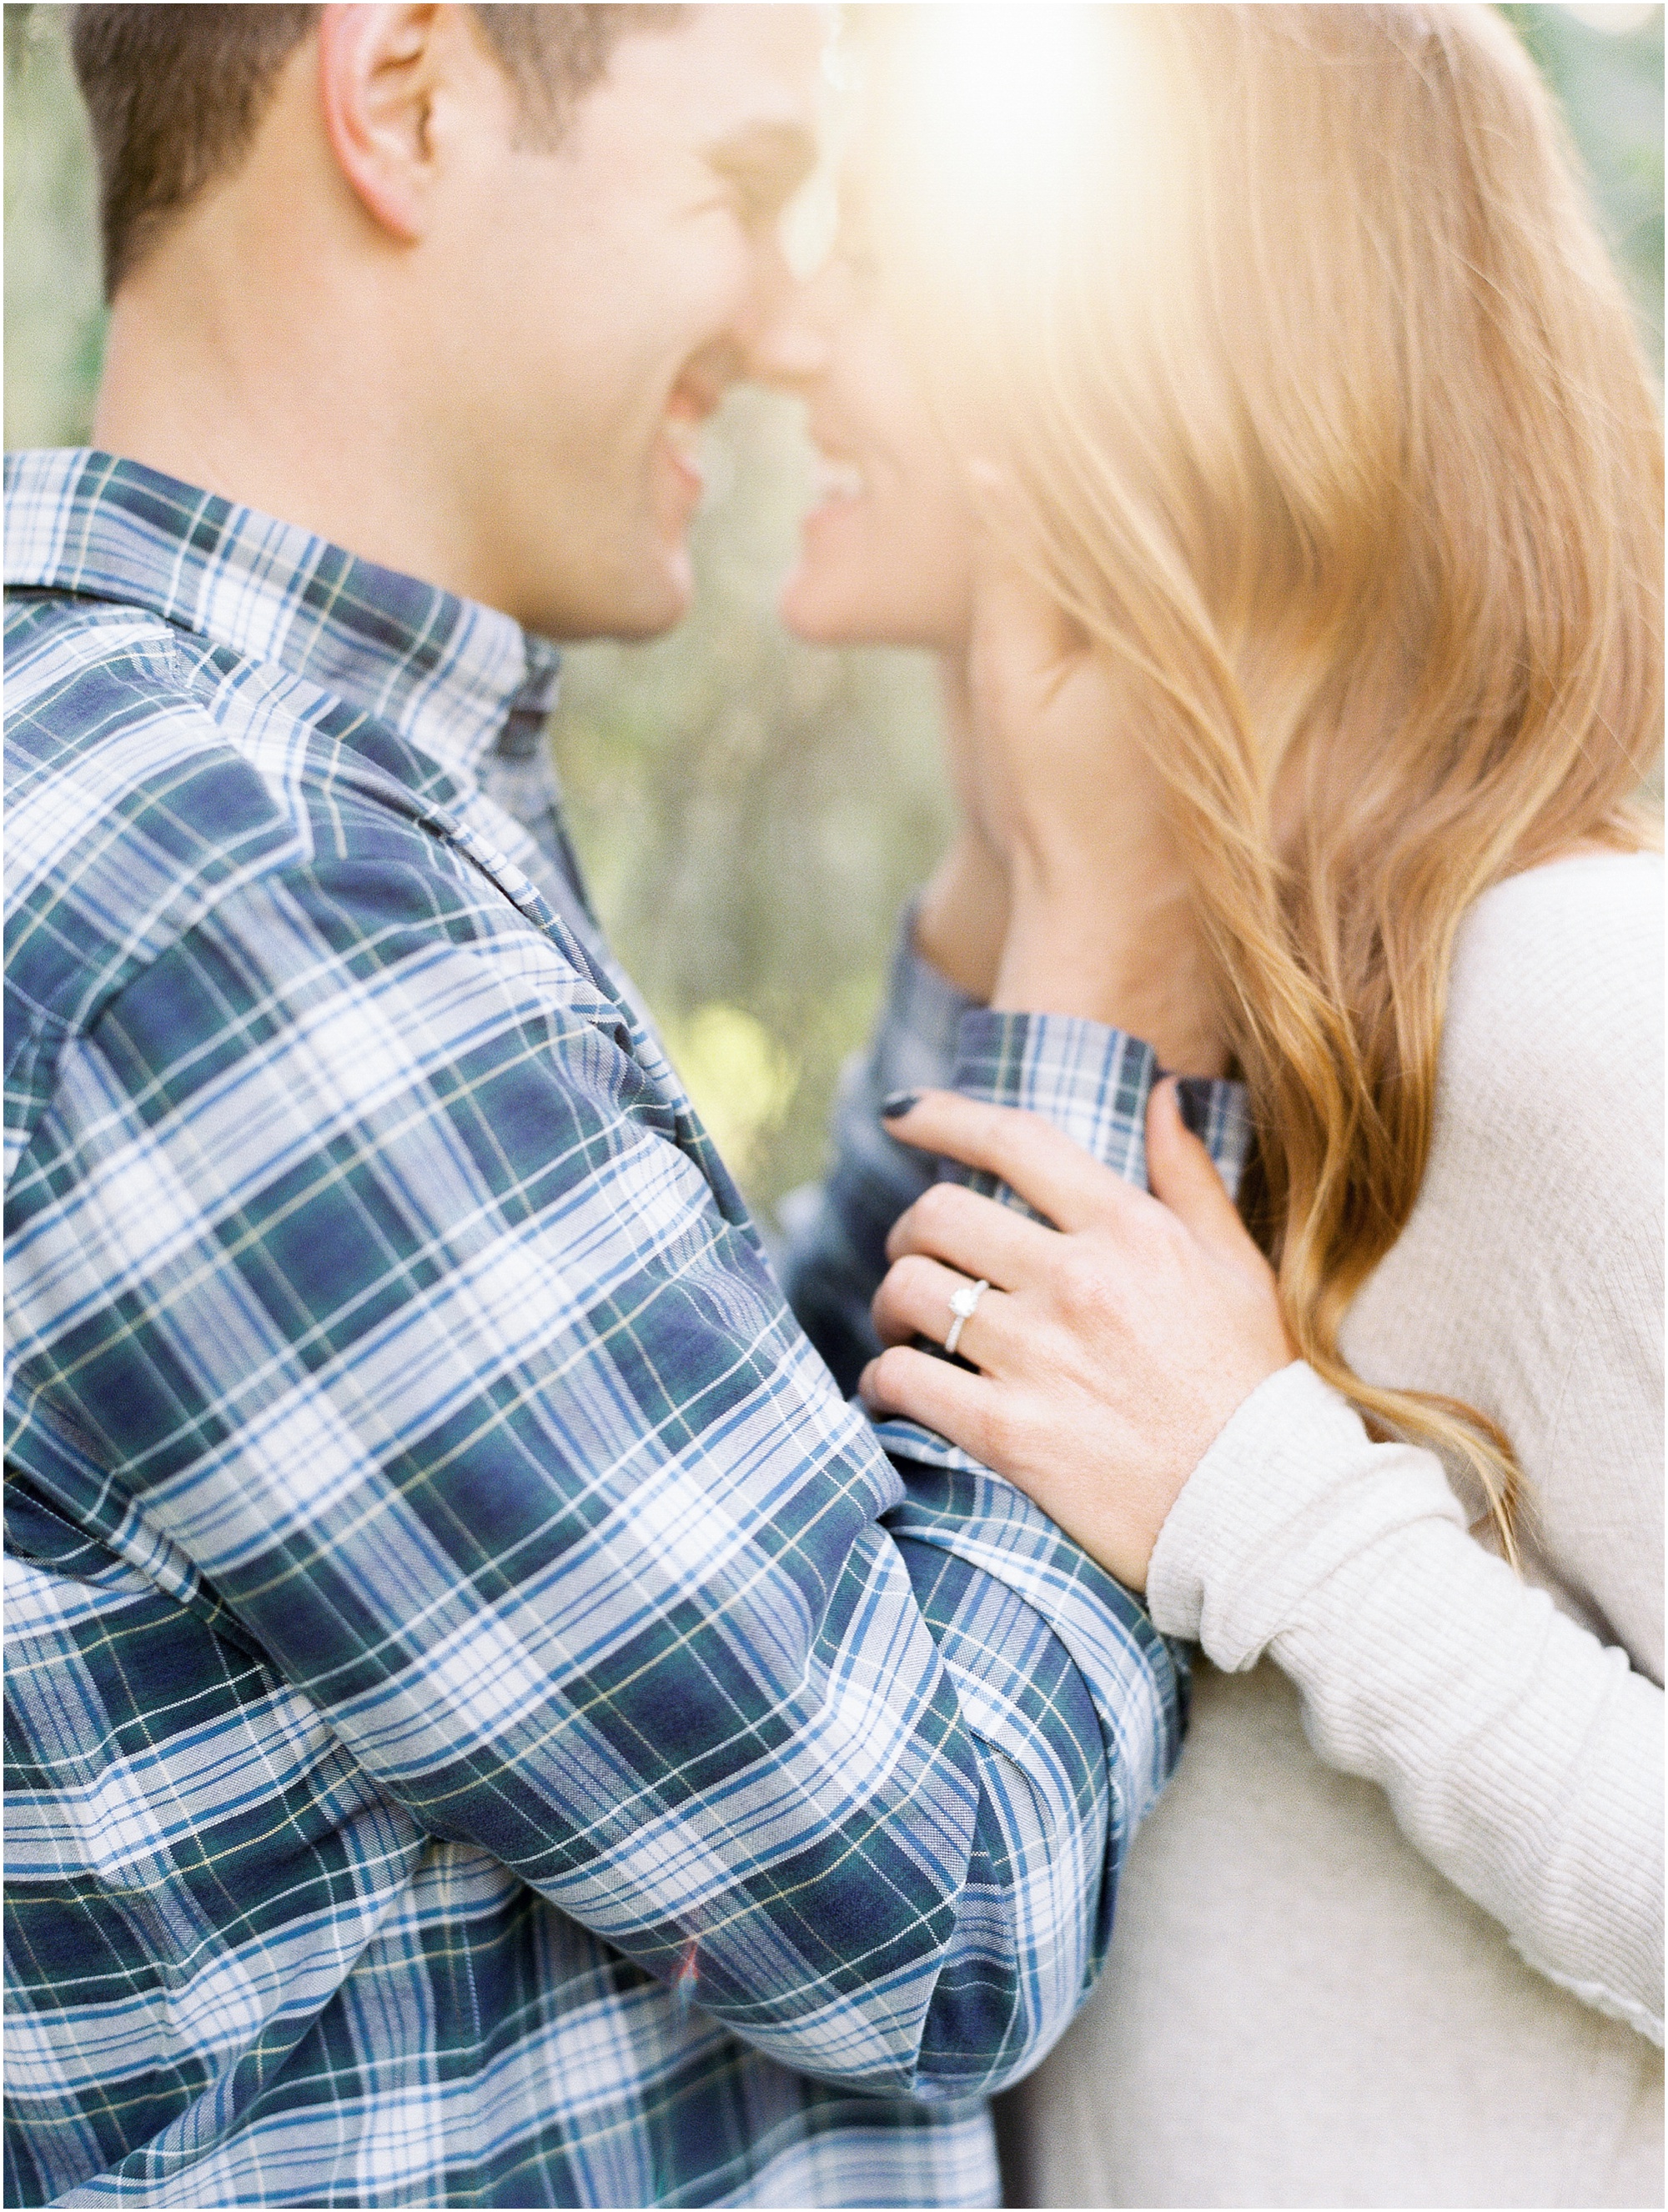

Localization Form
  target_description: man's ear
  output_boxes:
[318,3,454,242]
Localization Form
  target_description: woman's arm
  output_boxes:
[1150,1357,1664,2042]
[861,1081,1664,2042]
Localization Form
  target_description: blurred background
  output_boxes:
[7,3,1663,1229]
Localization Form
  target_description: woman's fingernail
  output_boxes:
[881,1091,920,1121]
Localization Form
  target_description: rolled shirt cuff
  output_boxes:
[947,1008,1254,1205]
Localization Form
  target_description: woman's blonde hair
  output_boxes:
[875,4,1664,1552]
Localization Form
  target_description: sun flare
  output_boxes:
[887,5,1107,229]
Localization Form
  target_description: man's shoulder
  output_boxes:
[3,588,489,1056]
[10,582,262,770]
[6,585,195,735]
[8,586,286,978]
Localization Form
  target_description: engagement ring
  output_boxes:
[942,1278,990,1360]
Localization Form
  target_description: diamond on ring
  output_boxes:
[942,1278,990,1361]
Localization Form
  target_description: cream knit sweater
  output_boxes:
[1013,850,1664,2210]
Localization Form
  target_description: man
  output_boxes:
[4,9,1242,2204]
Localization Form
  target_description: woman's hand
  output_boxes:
[962,472,1226,1076]
[860,1080,1294,1591]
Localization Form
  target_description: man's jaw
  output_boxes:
[651,390,713,609]
[661,409,707,505]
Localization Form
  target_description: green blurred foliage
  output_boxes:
[1505,3,1665,354]
[4,5,105,449]
[6,3,1662,1224]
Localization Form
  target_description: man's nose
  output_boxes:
[743,260,836,391]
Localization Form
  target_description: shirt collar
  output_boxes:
[3,449,562,788]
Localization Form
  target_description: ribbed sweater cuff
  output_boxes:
[1147,1360,1467,1661]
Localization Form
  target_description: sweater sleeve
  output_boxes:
[1148,1361,1665,2044]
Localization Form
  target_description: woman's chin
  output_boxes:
[777,547,967,655]
[776,566,870,648]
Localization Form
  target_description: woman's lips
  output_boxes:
[802,454,870,535]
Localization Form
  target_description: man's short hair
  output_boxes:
[70,4,684,298]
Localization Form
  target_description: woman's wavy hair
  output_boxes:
[872,4,1664,1553]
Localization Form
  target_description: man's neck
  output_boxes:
[91,255,480,606]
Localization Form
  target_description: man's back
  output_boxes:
[4,449,1191,2207]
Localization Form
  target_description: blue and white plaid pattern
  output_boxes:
[947,1011,1254,1221]
[783,977,1253,1392]
[778,915,979,1397]
[3,451,1216,2209]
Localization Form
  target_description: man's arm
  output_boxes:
[778,910,978,1394]
[7,849,1178,2103]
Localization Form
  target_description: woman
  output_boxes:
[760,8,1662,2205]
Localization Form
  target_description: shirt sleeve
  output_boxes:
[866,1003,1254,1867]
[6,853,1187,2106]
[936,1007,1254,1211]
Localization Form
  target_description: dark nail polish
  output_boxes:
[880,1091,920,1121]
[1173,1076,1208,1138]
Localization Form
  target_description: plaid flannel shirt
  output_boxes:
[4,450,1249,2209]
